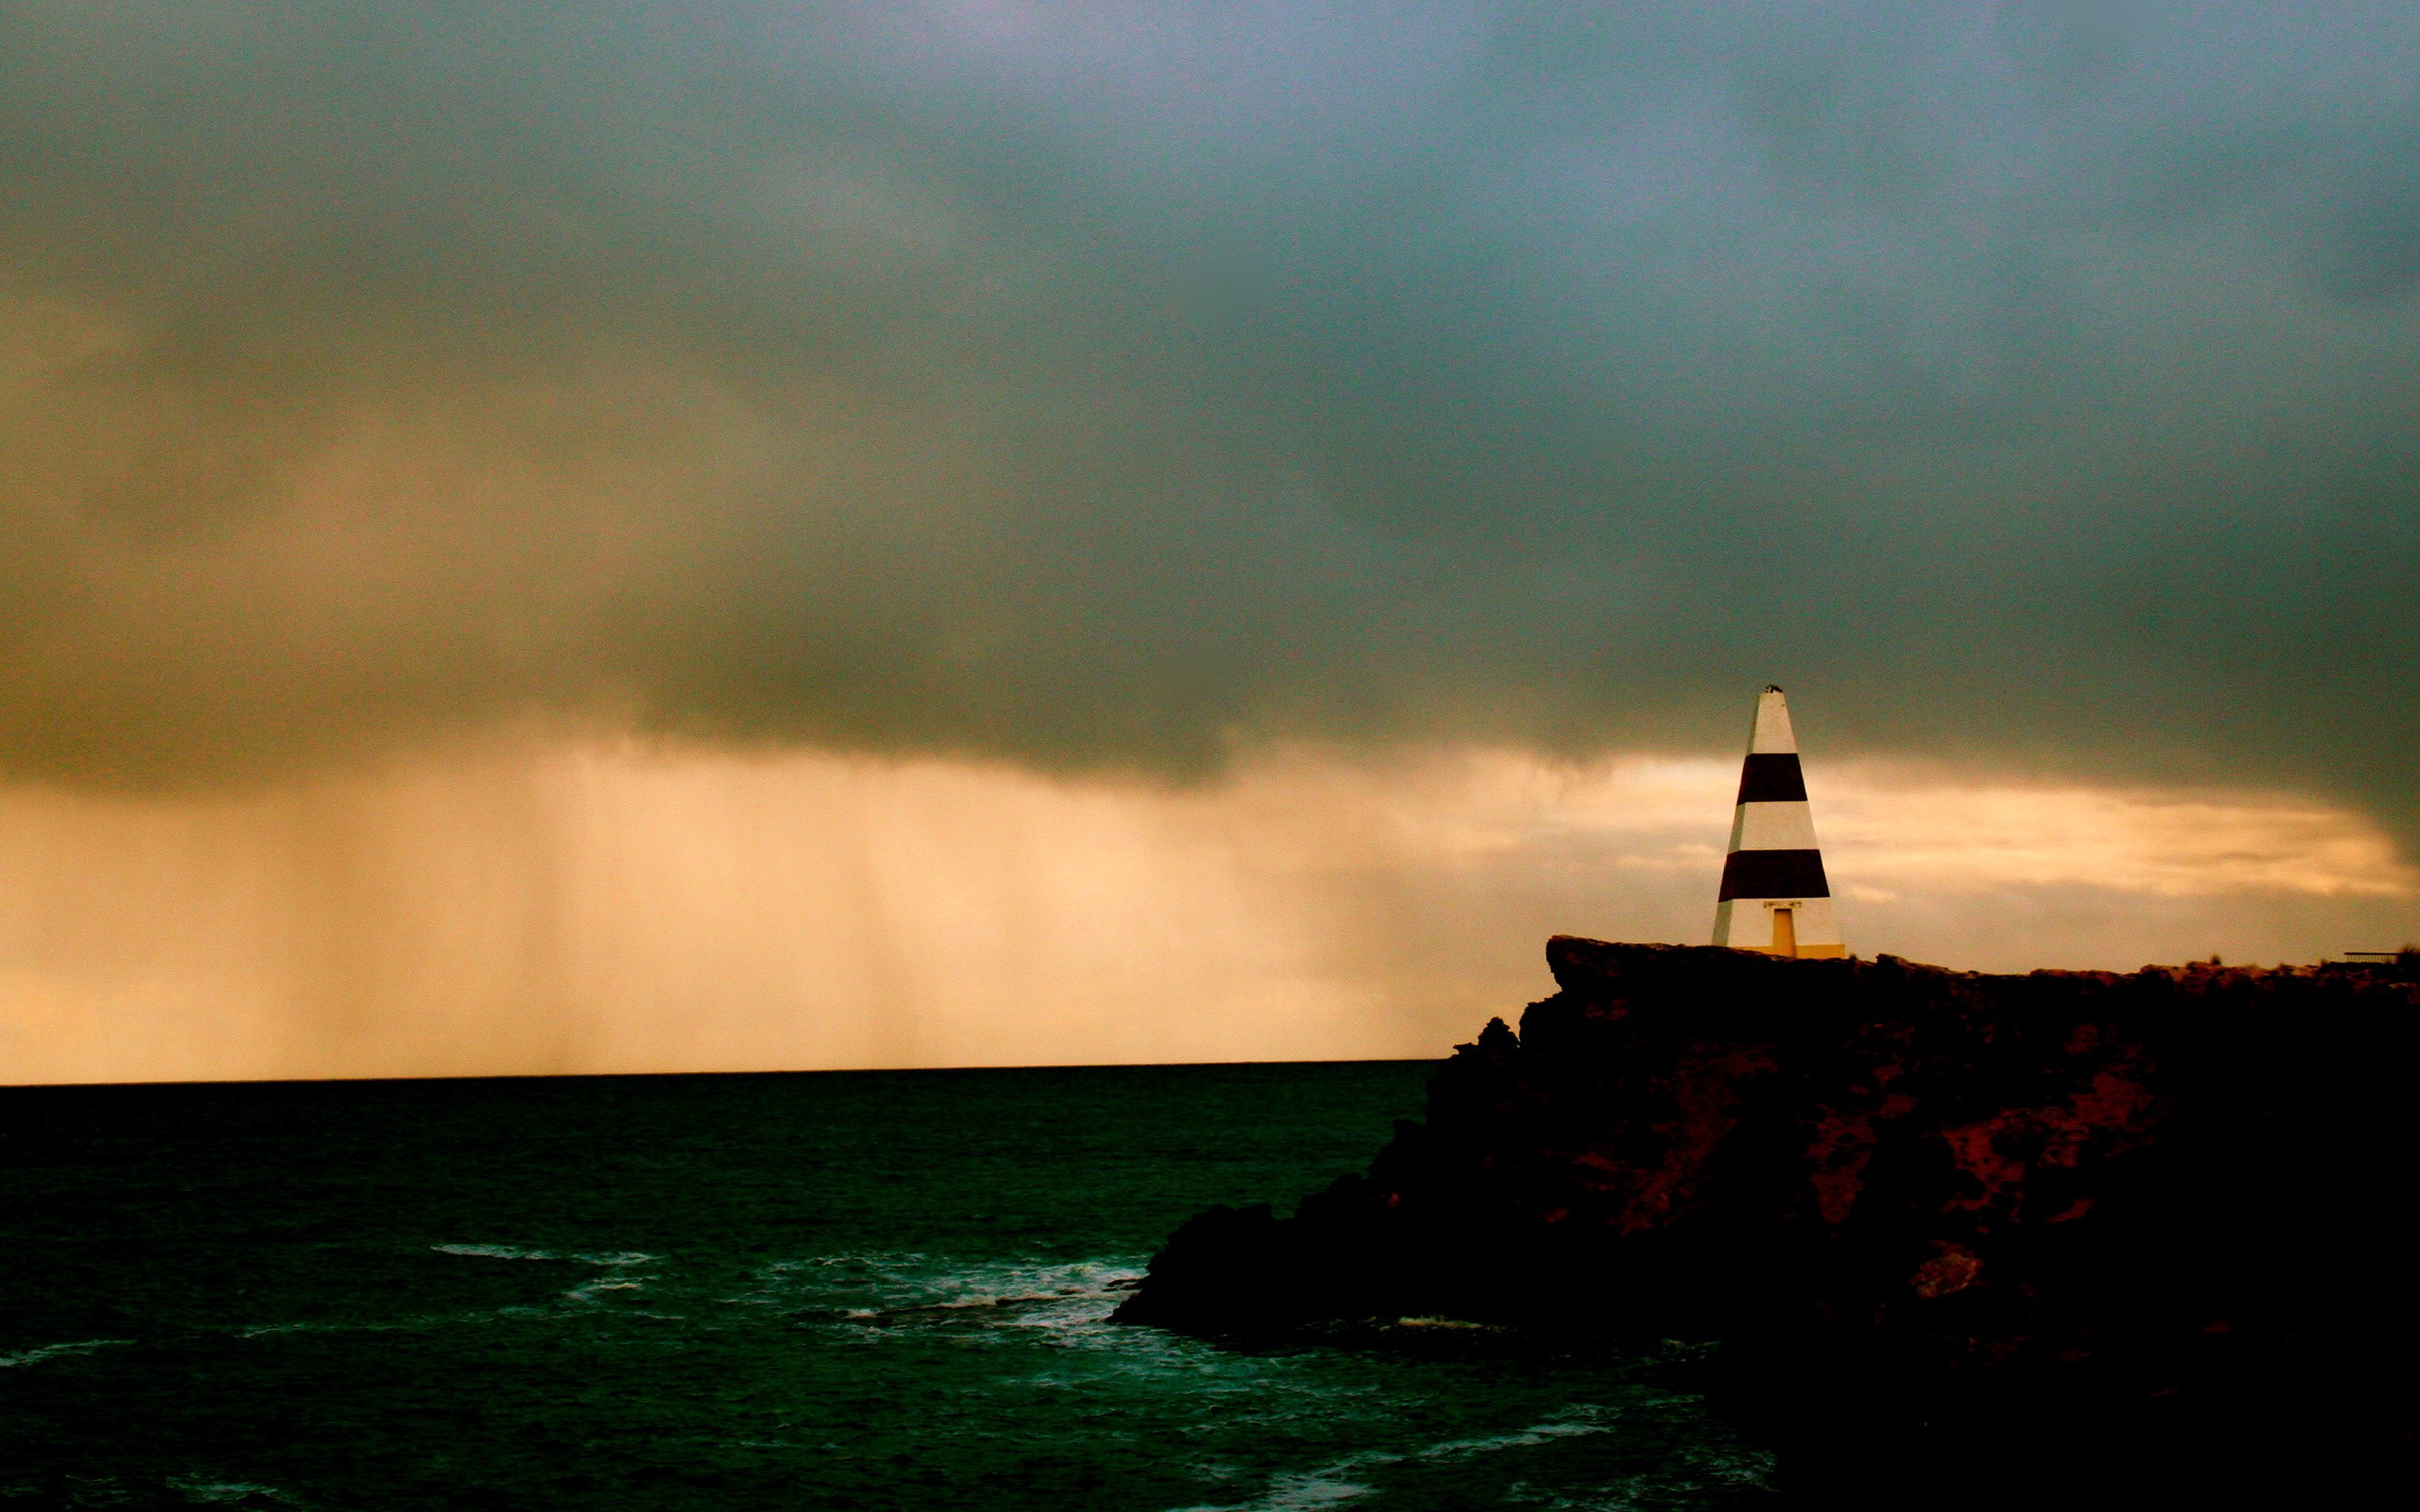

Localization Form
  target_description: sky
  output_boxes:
[2,3,2416,1083]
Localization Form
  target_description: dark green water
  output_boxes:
[1,1063,1769,1509]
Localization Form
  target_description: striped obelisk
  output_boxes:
[1712,685,1845,958]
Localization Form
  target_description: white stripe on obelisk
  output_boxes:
[1728,800,1820,852]
[1749,691,1797,754]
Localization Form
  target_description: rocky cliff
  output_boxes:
[1115,939,2415,1506]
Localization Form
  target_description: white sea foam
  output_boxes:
[1241,1469,1384,1510]
[1172,1408,1616,1512]
[0,1337,130,1368]
[1413,1408,1611,1461]
[432,1243,559,1261]
[743,1252,1145,1336]
[412,1241,676,1315]
[1171,1452,1394,1512]
[563,1279,651,1304]
[432,1244,658,1266]
[232,1247,666,1335]
[166,1476,296,1504]
[240,1320,408,1339]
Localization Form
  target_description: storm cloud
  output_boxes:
[3,3,2415,837]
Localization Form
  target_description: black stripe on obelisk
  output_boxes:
[1719,849,1830,901]
[1735,753,1807,803]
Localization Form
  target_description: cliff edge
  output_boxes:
[1115,938,2415,1506]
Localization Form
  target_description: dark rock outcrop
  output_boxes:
[1116,938,2416,1506]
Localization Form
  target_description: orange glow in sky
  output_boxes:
[4,741,2409,1085]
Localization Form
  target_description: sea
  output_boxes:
[1,1062,1772,1510]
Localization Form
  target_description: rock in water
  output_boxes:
[1115,938,2417,1507]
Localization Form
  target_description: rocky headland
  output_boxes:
[1115,938,2415,1506]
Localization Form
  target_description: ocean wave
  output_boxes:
[737,1253,1148,1341]
[563,1279,652,1304]
[0,1337,131,1368]
[165,1476,297,1505]
[1414,1407,1613,1461]
[236,1312,500,1339]
[1172,1408,1616,1512]
[430,1244,657,1266]
[1180,1453,1390,1512]
[431,1243,559,1262]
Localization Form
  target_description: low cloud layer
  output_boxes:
[1,4,2415,843]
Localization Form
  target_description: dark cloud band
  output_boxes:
[0,3,2413,849]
